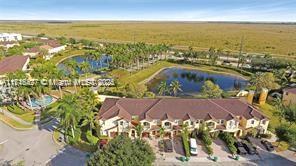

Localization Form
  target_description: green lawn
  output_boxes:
[51,49,87,65]
[6,105,35,124]
[0,114,33,129]
[258,103,296,132]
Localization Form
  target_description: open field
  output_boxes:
[0,21,296,57]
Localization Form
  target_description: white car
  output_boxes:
[190,138,198,156]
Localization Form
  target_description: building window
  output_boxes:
[229,120,233,126]
[164,122,171,127]
[143,122,150,127]
[219,120,224,124]
[120,121,124,125]
[175,120,179,124]
[191,121,194,126]
[262,120,266,125]
[251,120,255,124]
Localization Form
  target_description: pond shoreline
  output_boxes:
[140,64,248,85]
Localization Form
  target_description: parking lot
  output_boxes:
[146,135,284,163]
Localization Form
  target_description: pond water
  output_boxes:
[58,55,111,75]
[147,67,248,96]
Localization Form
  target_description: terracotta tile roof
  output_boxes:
[25,47,40,53]
[0,56,29,75]
[98,98,268,121]
[40,45,53,50]
[283,88,296,94]
[38,39,62,48]
[0,41,17,45]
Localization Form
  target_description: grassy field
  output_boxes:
[0,21,296,57]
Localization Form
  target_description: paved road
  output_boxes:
[0,120,87,166]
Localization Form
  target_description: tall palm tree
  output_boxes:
[64,60,79,92]
[79,61,90,77]
[159,127,165,140]
[157,81,168,96]
[135,124,144,139]
[54,94,81,138]
[169,80,182,96]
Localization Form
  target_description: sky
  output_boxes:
[0,0,295,21]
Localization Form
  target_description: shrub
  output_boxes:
[260,133,272,139]
[181,132,190,157]
[210,131,220,140]
[202,134,212,146]
[205,145,213,155]
[86,131,99,145]
[219,132,237,154]
[246,128,258,137]
[7,105,26,115]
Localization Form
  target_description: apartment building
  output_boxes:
[98,98,269,138]
[0,33,22,42]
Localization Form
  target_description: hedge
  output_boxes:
[219,132,237,154]
[7,105,26,115]
[181,132,190,157]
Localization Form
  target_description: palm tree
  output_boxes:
[81,110,98,135]
[64,60,79,92]
[159,127,165,140]
[17,86,34,110]
[135,124,144,139]
[169,80,182,96]
[54,94,81,138]
[79,61,90,77]
[157,81,168,96]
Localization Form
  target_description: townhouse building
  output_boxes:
[0,33,22,42]
[98,98,269,138]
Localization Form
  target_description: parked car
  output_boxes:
[261,140,274,151]
[242,141,256,155]
[234,141,248,155]
[164,139,173,152]
[190,138,198,156]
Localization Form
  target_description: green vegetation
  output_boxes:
[219,132,237,155]
[200,80,223,99]
[181,125,190,157]
[87,135,155,166]
[7,105,26,115]
[111,61,175,84]
[6,105,35,123]
[49,88,100,151]
[249,72,279,91]
[198,124,213,155]
[260,101,296,150]
[0,114,32,129]
[1,22,296,56]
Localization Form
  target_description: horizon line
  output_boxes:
[0,20,296,24]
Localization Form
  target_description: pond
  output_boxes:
[147,67,248,96]
[58,55,111,75]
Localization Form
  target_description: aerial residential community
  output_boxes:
[0,1,296,166]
